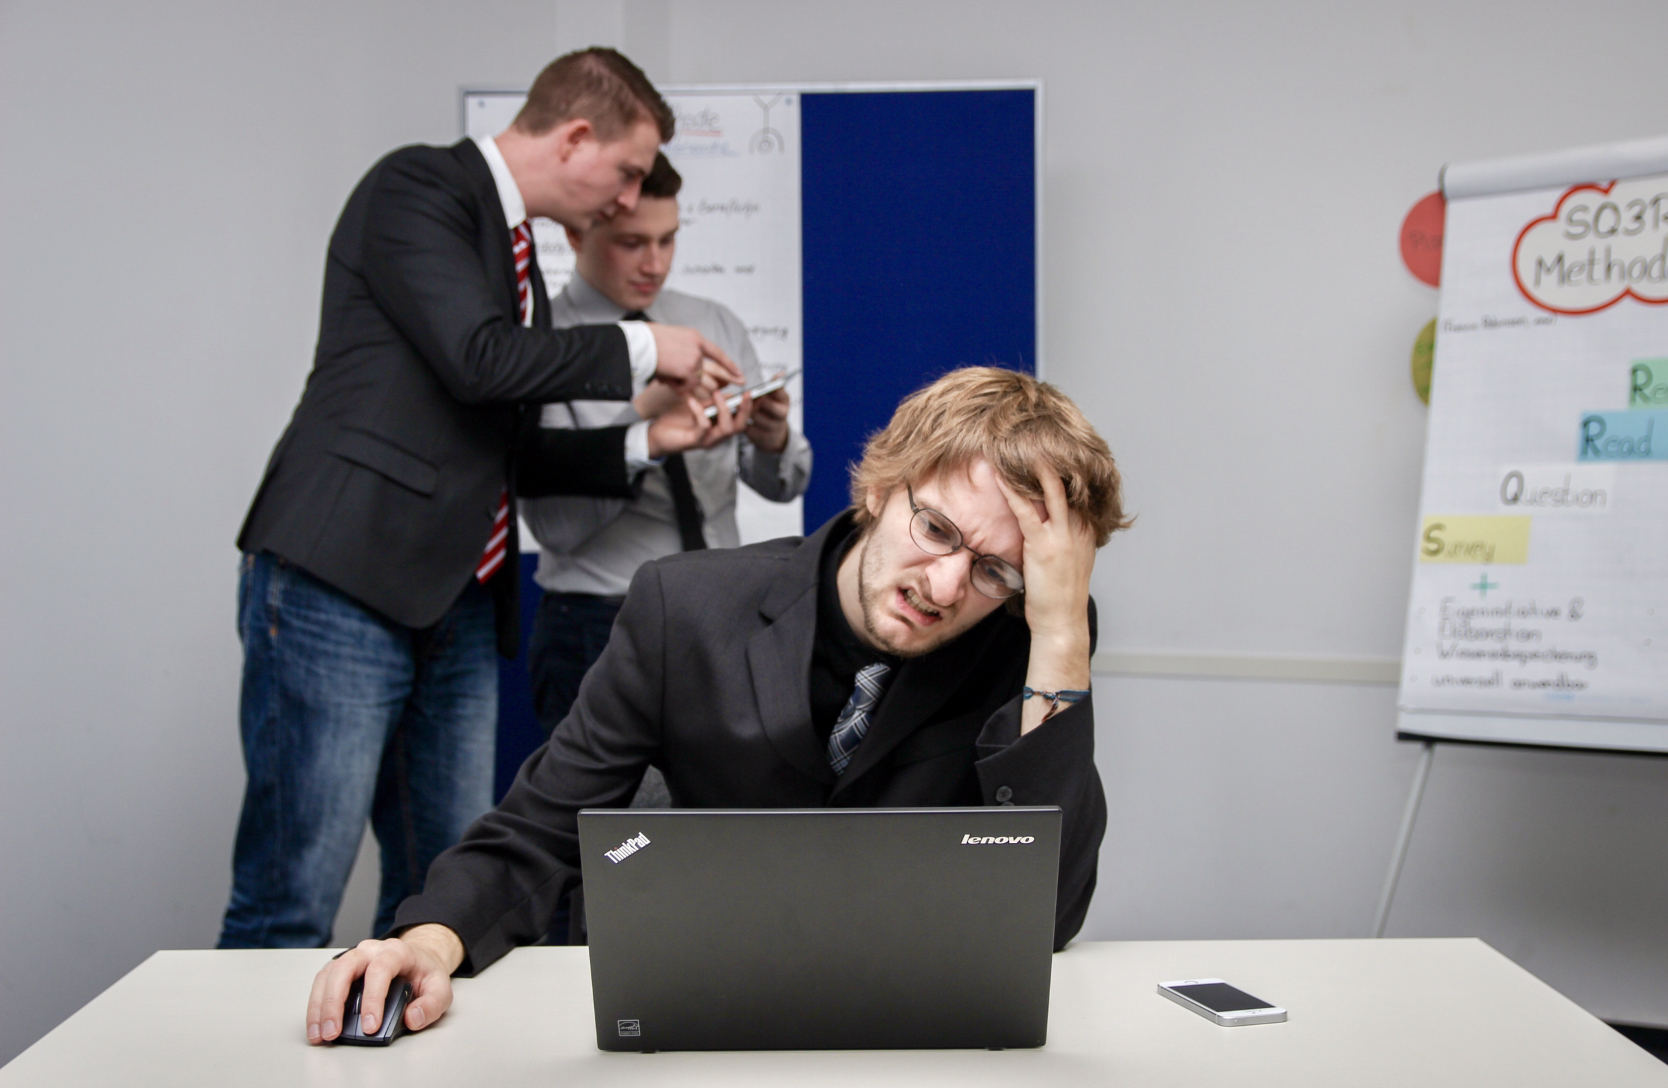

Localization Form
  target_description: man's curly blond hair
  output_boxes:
[849,366,1132,546]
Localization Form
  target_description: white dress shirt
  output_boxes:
[471,134,658,376]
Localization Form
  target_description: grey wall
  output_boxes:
[3,0,1667,1067]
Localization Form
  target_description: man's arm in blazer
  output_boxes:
[972,677,1105,952]
[305,556,670,1041]
[513,393,765,501]
[392,558,674,974]
[358,147,633,406]
[513,410,635,499]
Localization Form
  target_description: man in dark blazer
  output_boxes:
[221,49,750,950]
[304,367,1134,1044]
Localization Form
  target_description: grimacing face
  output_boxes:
[852,459,1024,658]
[569,194,679,312]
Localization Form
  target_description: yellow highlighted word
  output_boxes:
[1419,516,1530,564]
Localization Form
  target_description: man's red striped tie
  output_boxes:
[476,221,534,584]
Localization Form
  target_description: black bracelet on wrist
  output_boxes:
[1021,685,1091,722]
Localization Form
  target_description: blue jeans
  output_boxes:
[526,591,624,735]
[218,553,497,948]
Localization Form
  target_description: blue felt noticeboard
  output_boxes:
[800,88,1038,528]
[497,84,1039,800]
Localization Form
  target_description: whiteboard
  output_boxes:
[1397,137,1668,753]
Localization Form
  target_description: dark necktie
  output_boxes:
[621,310,706,552]
[827,662,893,775]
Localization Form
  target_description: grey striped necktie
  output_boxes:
[827,662,892,775]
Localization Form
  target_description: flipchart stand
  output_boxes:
[1372,739,1438,939]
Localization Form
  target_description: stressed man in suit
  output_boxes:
[222,48,750,950]
[304,367,1132,1043]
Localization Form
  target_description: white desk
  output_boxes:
[4,939,1665,1086]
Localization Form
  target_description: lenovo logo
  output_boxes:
[605,832,650,863]
[961,834,1035,845]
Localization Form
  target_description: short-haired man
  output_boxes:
[305,367,1130,1043]
[222,48,747,950]
[522,152,812,770]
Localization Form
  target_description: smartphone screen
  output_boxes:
[703,368,802,419]
[1168,982,1273,1013]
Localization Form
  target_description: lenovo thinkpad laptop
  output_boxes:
[578,806,1061,1051]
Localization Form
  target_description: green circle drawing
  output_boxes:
[1411,318,1435,405]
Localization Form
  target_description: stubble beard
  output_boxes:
[855,532,951,660]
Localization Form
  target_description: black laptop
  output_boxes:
[577,806,1061,1051]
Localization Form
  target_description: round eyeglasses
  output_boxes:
[906,486,1025,599]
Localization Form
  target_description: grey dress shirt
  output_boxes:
[520,275,813,596]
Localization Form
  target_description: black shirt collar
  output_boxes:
[809,520,898,739]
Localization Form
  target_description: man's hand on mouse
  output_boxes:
[306,924,465,1044]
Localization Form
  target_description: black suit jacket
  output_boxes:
[394,512,1108,970]
[238,138,637,654]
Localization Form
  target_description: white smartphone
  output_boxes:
[1157,979,1287,1026]
[702,368,802,420]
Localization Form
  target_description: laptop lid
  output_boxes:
[578,806,1061,1051]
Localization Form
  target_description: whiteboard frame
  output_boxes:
[461,79,1046,378]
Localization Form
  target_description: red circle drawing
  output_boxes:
[1400,191,1445,287]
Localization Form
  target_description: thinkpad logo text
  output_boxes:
[605,832,651,863]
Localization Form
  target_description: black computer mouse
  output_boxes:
[334,975,414,1046]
